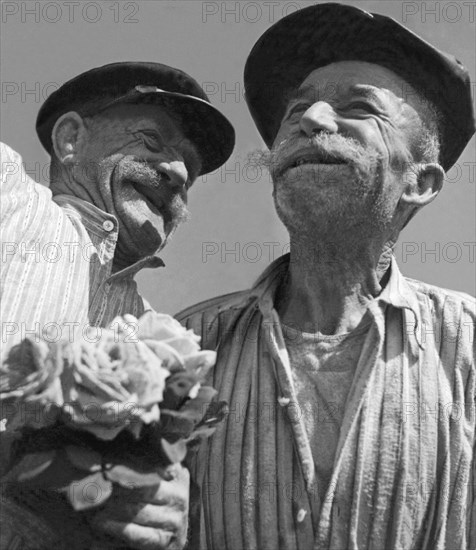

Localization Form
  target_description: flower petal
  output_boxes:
[161,336,200,356]
[137,312,187,340]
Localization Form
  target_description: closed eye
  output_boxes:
[285,102,310,120]
[133,130,200,184]
[342,102,377,114]
[133,130,166,152]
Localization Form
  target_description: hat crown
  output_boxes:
[36,61,235,176]
[244,2,475,170]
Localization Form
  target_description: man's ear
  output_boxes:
[400,163,445,208]
[51,112,88,166]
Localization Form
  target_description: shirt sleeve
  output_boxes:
[468,327,476,547]
[0,143,90,352]
[469,450,476,548]
[0,142,53,242]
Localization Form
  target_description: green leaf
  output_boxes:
[198,399,229,428]
[1,451,56,483]
[2,448,101,489]
[160,410,196,438]
[65,446,102,473]
[186,425,218,445]
[65,471,113,511]
[159,391,226,440]
[176,386,219,420]
[161,438,187,463]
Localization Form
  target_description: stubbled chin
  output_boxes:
[109,169,177,259]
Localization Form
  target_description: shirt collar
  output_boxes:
[53,194,165,280]
[377,256,421,320]
[54,194,117,238]
[108,255,165,281]
[248,253,422,340]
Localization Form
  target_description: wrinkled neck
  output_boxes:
[276,231,395,335]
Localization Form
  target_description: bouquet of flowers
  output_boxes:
[0,312,226,512]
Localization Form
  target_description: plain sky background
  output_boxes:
[1,0,475,314]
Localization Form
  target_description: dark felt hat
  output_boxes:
[36,61,235,176]
[244,3,475,171]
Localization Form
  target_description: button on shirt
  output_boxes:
[102,220,115,232]
[0,143,162,354]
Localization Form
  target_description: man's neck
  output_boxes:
[276,231,394,336]
[50,166,108,212]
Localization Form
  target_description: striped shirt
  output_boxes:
[178,254,476,550]
[0,142,161,356]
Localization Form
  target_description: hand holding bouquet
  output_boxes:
[0,312,226,519]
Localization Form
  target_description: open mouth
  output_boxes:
[289,156,344,167]
[276,149,347,178]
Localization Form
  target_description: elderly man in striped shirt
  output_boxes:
[0,62,234,549]
[178,5,475,549]
[1,62,234,350]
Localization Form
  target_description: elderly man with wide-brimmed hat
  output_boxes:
[0,62,234,549]
[178,4,475,549]
[1,61,234,345]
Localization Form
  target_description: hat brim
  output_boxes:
[244,3,475,171]
[114,90,235,176]
[38,89,234,176]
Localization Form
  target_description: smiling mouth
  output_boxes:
[277,151,347,178]
[129,180,166,214]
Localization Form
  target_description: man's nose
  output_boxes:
[156,160,188,190]
[299,101,338,137]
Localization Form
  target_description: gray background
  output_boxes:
[1,0,475,314]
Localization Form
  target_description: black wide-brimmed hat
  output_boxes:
[36,61,235,176]
[244,3,475,171]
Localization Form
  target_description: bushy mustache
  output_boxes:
[249,133,382,180]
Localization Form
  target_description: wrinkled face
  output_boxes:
[269,61,424,237]
[76,103,201,262]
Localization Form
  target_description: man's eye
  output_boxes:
[344,102,376,113]
[135,131,164,152]
[286,103,309,119]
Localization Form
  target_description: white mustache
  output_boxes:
[117,158,165,189]
[249,133,382,180]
